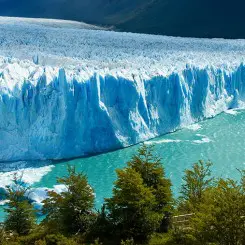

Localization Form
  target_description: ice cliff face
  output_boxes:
[1,17,245,161]
[2,62,245,161]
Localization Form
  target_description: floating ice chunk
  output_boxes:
[0,166,55,187]
[53,185,68,194]
[0,185,68,209]
[193,134,212,144]
[0,200,9,206]
[27,188,49,204]
[193,138,212,144]
[25,185,67,211]
[225,109,240,115]
[185,124,202,131]
[145,139,182,145]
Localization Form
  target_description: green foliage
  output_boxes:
[128,144,173,232]
[17,228,47,245]
[239,169,245,190]
[106,167,161,242]
[88,204,111,241]
[149,230,199,245]
[191,178,245,245]
[164,229,199,245]
[179,160,213,212]
[4,174,36,236]
[34,240,47,245]
[148,233,168,245]
[128,144,173,212]
[44,234,78,245]
[0,154,244,245]
[21,233,80,245]
[120,238,134,245]
[106,144,173,242]
[2,242,20,245]
[42,166,96,235]
[0,224,5,244]
[90,238,103,245]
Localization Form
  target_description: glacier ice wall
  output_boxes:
[1,63,245,161]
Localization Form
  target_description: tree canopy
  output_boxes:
[42,166,95,235]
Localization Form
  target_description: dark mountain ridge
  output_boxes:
[119,0,245,39]
[0,0,150,24]
[1,0,245,38]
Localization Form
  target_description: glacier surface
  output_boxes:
[1,17,245,161]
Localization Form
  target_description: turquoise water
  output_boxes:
[0,109,245,220]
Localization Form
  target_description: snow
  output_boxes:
[1,17,245,161]
[0,165,55,187]
[0,16,103,31]
[1,16,245,76]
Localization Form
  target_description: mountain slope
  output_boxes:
[0,0,150,25]
[1,0,245,38]
[118,0,245,38]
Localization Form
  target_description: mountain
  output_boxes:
[0,0,151,25]
[119,0,245,39]
[1,0,245,38]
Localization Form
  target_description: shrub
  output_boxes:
[42,166,96,235]
[4,174,36,236]
[178,160,213,212]
[191,178,245,245]
[120,238,134,245]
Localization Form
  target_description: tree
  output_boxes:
[105,144,173,242]
[128,145,172,208]
[179,160,213,212]
[106,167,162,243]
[191,178,245,245]
[127,144,173,231]
[4,173,36,236]
[42,166,95,235]
[239,169,245,191]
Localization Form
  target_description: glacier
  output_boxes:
[1,17,245,161]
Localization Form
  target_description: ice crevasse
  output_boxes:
[1,17,245,161]
[1,62,245,161]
